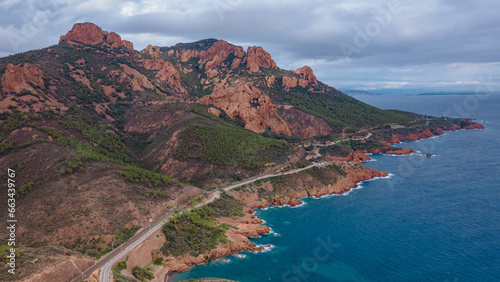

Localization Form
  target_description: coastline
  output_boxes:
[163,123,486,280]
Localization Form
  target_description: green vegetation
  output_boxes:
[15,180,36,198]
[258,187,274,200]
[152,257,164,265]
[114,225,141,246]
[161,193,243,257]
[319,144,352,157]
[175,124,290,168]
[0,242,22,264]
[112,256,135,282]
[340,139,388,151]
[132,265,154,281]
[83,225,140,259]
[0,141,14,154]
[268,81,411,132]
[0,112,34,142]
[121,166,177,187]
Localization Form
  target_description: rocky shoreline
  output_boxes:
[158,123,487,277]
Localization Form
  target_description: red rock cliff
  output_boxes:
[143,59,187,94]
[197,84,292,135]
[200,40,245,70]
[294,66,318,87]
[59,23,134,51]
[1,63,45,93]
[246,46,277,72]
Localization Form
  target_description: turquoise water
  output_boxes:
[173,93,500,281]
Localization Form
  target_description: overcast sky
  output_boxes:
[1,0,499,92]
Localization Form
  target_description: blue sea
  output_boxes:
[172,93,500,282]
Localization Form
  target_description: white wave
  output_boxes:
[267,227,275,234]
[252,244,275,254]
[232,253,247,259]
[364,173,395,182]
[290,200,306,208]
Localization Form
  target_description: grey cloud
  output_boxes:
[1,0,499,90]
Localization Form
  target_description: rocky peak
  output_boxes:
[199,40,245,70]
[294,66,318,86]
[142,45,161,59]
[1,63,45,93]
[246,46,277,72]
[142,59,186,94]
[59,22,134,51]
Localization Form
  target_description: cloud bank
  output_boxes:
[1,0,499,91]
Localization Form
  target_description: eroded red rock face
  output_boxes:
[59,22,104,45]
[142,59,186,94]
[200,40,245,70]
[1,63,45,93]
[59,22,134,51]
[246,46,277,72]
[282,76,298,90]
[278,107,332,138]
[294,66,318,86]
[143,45,161,59]
[197,84,292,135]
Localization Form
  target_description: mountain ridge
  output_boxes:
[0,22,484,281]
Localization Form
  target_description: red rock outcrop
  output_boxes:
[199,40,245,70]
[265,76,276,87]
[246,46,277,72]
[294,66,318,88]
[197,84,292,135]
[386,148,416,155]
[231,58,242,69]
[1,63,45,93]
[142,45,160,60]
[143,59,186,94]
[327,150,372,162]
[59,23,134,51]
[463,123,485,129]
[278,107,332,138]
[386,128,435,143]
[461,119,485,129]
[59,22,104,45]
[358,142,393,155]
[207,107,221,117]
[282,76,298,91]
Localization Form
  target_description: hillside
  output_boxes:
[0,23,483,280]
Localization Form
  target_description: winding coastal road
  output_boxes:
[72,159,330,282]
